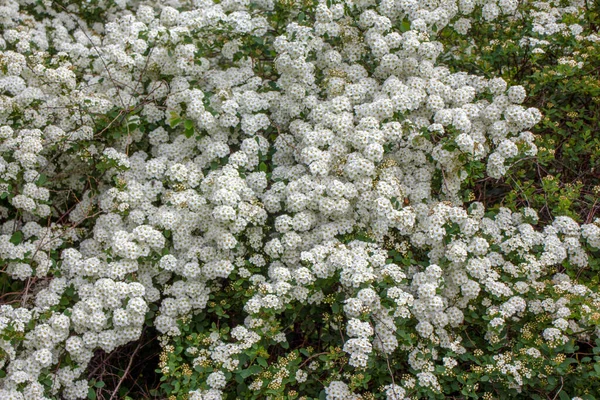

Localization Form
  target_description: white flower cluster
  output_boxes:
[449,0,597,55]
[0,0,598,398]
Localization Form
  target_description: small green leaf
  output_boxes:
[9,231,23,245]
[36,174,48,186]
[332,302,340,314]
[400,19,411,33]
[239,365,262,379]
[170,117,182,128]
[559,391,570,400]
[257,357,268,368]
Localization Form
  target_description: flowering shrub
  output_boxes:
[1,0,600,399]
[439,0,600,221]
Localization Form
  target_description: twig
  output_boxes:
[53,1,126,109]
[551,376,564,400]
[298,351,329,369]
[20,276,37,307]
[535,160,551,220]
[109,340,142,400]
[372,323,400,400]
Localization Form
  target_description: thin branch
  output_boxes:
[551,376,564,400]
[298,352,329,370]
[109,341,142,400]
[372,323,400,400]
[53,1,127,109]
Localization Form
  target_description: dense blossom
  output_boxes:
[0,0,599,399]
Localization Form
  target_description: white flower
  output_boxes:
[206,371,227,390]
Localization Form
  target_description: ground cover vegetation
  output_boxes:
[1,0,600,399]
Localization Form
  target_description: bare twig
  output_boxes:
[109,341,142,400]
[53,1,126,109]
[372,323,400,400]
[551,376,564,400]
[298,351,329,369]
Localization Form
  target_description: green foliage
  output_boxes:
[439,4,600,222]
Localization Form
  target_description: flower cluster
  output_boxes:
[0,0,599,399]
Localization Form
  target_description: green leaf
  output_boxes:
[36,174,48,186]
[239,365,262,379]
[257,357,268,368]
[95,381,105,388]
[559,391,570,400]
[9,231,23,245]
[170,117,182,128]
[400,19,411,33]
[332,302,340,314]
[88,388,97,400]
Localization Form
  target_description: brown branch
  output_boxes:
[109,341,142,400]
[298,351,329,370]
